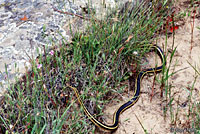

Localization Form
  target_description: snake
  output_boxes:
[66,44,165,131]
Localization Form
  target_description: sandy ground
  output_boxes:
[0,1,199,134]
[104,7,200,134]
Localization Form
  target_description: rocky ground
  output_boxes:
[0,0,199,134]
[0,0,129,95]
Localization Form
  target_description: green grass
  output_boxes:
[187,54,200,134]
[0,0,177,133]
[190,3,200,133]
[160,1,200,133]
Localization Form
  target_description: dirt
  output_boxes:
[104,1,200,134]
[1,1,199,134]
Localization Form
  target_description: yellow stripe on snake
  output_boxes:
[67,45,165,131]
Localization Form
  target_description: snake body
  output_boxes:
[67,45,165,131]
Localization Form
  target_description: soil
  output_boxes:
[104,1,200,134]
[0,1,199,134]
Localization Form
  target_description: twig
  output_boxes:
[53,7,98,22]
[11,104,21,132]
[160,83,164,98]
[135,113,148,134]
[43,84,57,107]
[190,7,196,54]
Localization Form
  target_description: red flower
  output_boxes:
[170,26,179,32]
[166,15,179,33]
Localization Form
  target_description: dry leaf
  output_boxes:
[20,15,28,21]
[125,35,133,43]
[118,46,125,55]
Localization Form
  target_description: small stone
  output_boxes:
[0,32,5,41]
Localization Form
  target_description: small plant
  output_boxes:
[0,0,173,133]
